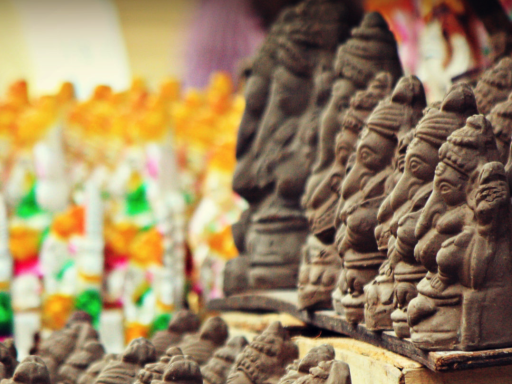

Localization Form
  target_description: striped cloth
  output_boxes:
[184,0,266,88]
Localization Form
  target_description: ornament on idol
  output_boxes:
[0,195,13,339]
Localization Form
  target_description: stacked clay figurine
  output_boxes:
[226,321,298,384]
[298,71,395,310]
[94,338,156,384]
[363,83,478,333]
[331,75,426,323]
[407,115,512,351]
[176,316,228,366]
[276,344,334,384]
[224,0,363,294]
[150,310,200,358]
[201,336,248,384]
[299,10,404,311]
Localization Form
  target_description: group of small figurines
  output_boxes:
[0,310,351,384]
[224,0,512,351]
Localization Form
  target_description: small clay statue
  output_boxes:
[332,75,426,322]
[408,115,511,351]
[94,338,156,384]
[177,317,228,366]
[1,356,50,384]
[487,92,512,164]
[474,57,512,115]
[226,321,298,384]
[277,344,334,384]
[135,347,183,384]
[224,0,362,294]
[77,355,118,384]
[201,337,248,384]
[299,72,394,310]
[150,310,201,358]
[364,83,478,332]
[296,360,351,384]
[151,356,202,384]
[58,340,105,384]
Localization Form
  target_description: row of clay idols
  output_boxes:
[299,55,512,352]
[225,0,512,351]
[226,0,512,352]
[0,311,353,384]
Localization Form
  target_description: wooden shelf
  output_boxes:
[208,290,512,372]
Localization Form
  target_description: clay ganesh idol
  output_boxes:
[364,83,479,333]
[299,12,404,312]
[408,115,512,351]
[299,72,394,310]
[332,75,426,323]
[224,0,360,294]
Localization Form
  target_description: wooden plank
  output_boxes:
[208,290,512,372]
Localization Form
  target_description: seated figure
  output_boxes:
[408,115,512,351]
